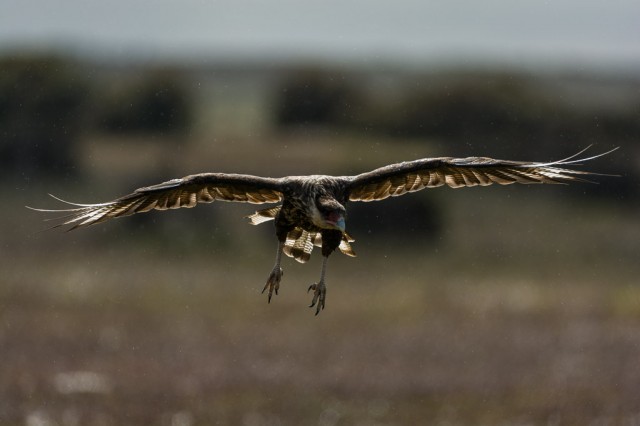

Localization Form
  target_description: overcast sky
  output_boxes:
[1,0,638,69]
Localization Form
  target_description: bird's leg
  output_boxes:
[262,241,284,303]
[308,256,329,315]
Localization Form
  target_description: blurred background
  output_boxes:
[2,1,639,424]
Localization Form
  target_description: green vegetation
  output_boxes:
[0,55,89,177]
[95,69,193,135]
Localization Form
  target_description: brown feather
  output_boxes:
[346,151,615,202]
[28,147,615,265]
[30,173,284,230]
[246,206,281,225]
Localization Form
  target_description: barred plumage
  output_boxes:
[28,147,616,314]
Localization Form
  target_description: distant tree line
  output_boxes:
[0,55,192,178]
[2,55,636,193]
[95,69,191,135]
[0,56,88,176]
[274,68,639,160]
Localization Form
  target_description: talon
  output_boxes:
[308,282,326,314]
[308,283,317,307]
[263,267,283,304]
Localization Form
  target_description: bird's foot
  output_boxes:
[262,267,283,303]
[307,281,326,315]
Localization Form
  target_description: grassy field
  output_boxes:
[3,137,639,425]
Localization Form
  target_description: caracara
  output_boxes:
[29,148,615,314]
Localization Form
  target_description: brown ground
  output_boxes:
[3,138,639,425]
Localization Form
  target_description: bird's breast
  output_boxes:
[279,194,320,231]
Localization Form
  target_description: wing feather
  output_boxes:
[246,206,281,225]
[347,147,617,202]
[28,173,284,230]
[283,228,356,263]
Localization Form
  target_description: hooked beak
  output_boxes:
[326,213,346,232]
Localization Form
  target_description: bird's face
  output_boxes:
[312,196,346,231]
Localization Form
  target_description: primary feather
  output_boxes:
[28,147,616,314]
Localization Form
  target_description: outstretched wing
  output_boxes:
[29,173,285,230]
[346,148,617,202]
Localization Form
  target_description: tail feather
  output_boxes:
[283,228,356,263]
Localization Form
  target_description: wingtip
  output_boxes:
[558,146,619,166]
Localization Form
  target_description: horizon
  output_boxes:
[1,0,638,72]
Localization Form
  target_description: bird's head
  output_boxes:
[313,196,346,232]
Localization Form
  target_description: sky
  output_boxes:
[0,0,638,70]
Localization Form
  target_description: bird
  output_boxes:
[28,147,616,314]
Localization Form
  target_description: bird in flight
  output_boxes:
[29,147,615,314]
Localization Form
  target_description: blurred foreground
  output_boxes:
[7,150,640,425]
[2,55,640,425]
